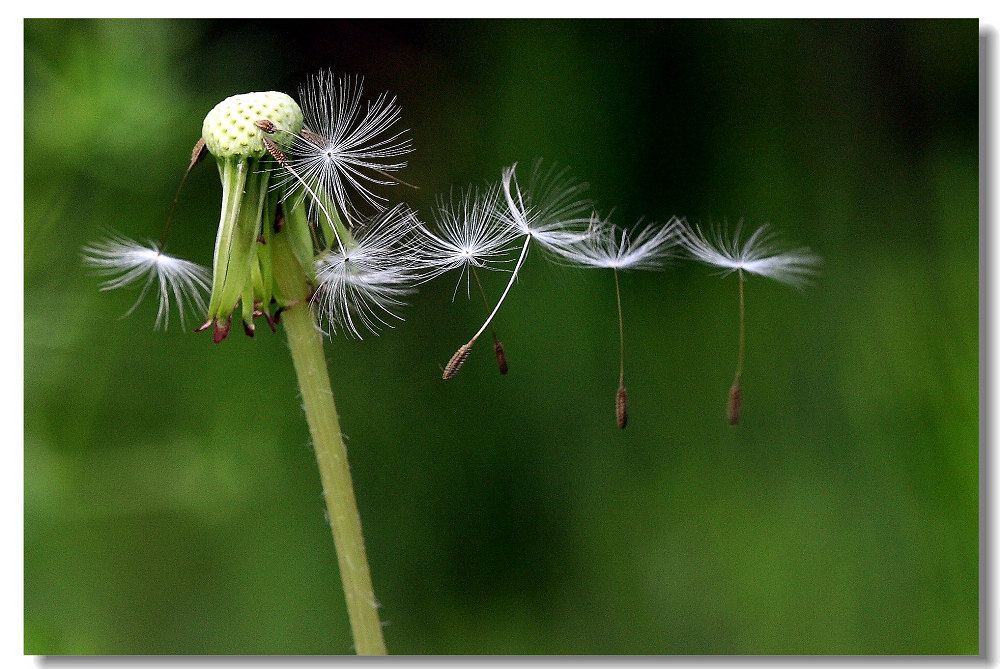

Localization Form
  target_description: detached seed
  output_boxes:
[443,343,473,380]
[727,380,742,426]
[616,384,628,430]
[493,338,509,375]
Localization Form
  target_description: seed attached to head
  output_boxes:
[616,384,628,430]
[262,137,291,168]
[443,342,473,380]
[190,137,208,168]
[301,128,328,145]
[254,118,277,134]
[727,380,742,426]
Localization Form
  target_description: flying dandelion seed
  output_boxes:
[440,160,593,379]
[418,185,518,374]
[563,216,681,428]
[676,221,821,425]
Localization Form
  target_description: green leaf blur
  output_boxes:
[24,18,978,654]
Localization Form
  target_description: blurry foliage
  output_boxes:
[24,19,977,654]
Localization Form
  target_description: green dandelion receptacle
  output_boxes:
[197,91,304,342]
[201,91,303,159]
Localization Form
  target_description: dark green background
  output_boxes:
[24,19,978,654]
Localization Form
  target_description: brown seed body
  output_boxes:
[262,137,291,168]
[254,119,277,134]
[302,129,329,145]
[190,137,208,168]
[616,384,628,430]
[443,343,472,380]
[494,339,509,375]
[727,381,742,426]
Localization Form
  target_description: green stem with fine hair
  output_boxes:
[271,223,387,655]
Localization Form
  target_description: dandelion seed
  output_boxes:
[82,233,210,330]
[677,221,821,287]
[441,161,592,379]
[275,70,413,227]
[312,204,423,339]
[418,185,520,375]
[417,185,518,294]
[616,384,629,430]
[499,160,593,253]
[677,221,822,425]
[563,217,681,428]
[493,337,509,375]
[727,381,742,426]
[442,342,472,380]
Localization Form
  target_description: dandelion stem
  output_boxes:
[613,267,629,429]
[272,226,387,655]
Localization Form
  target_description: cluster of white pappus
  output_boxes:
[83,70,821,426]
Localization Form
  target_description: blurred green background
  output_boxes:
[24,19,978,654]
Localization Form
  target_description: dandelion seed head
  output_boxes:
[81,233,210,330]
[678,221,822,287]
[201,91,303,160]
